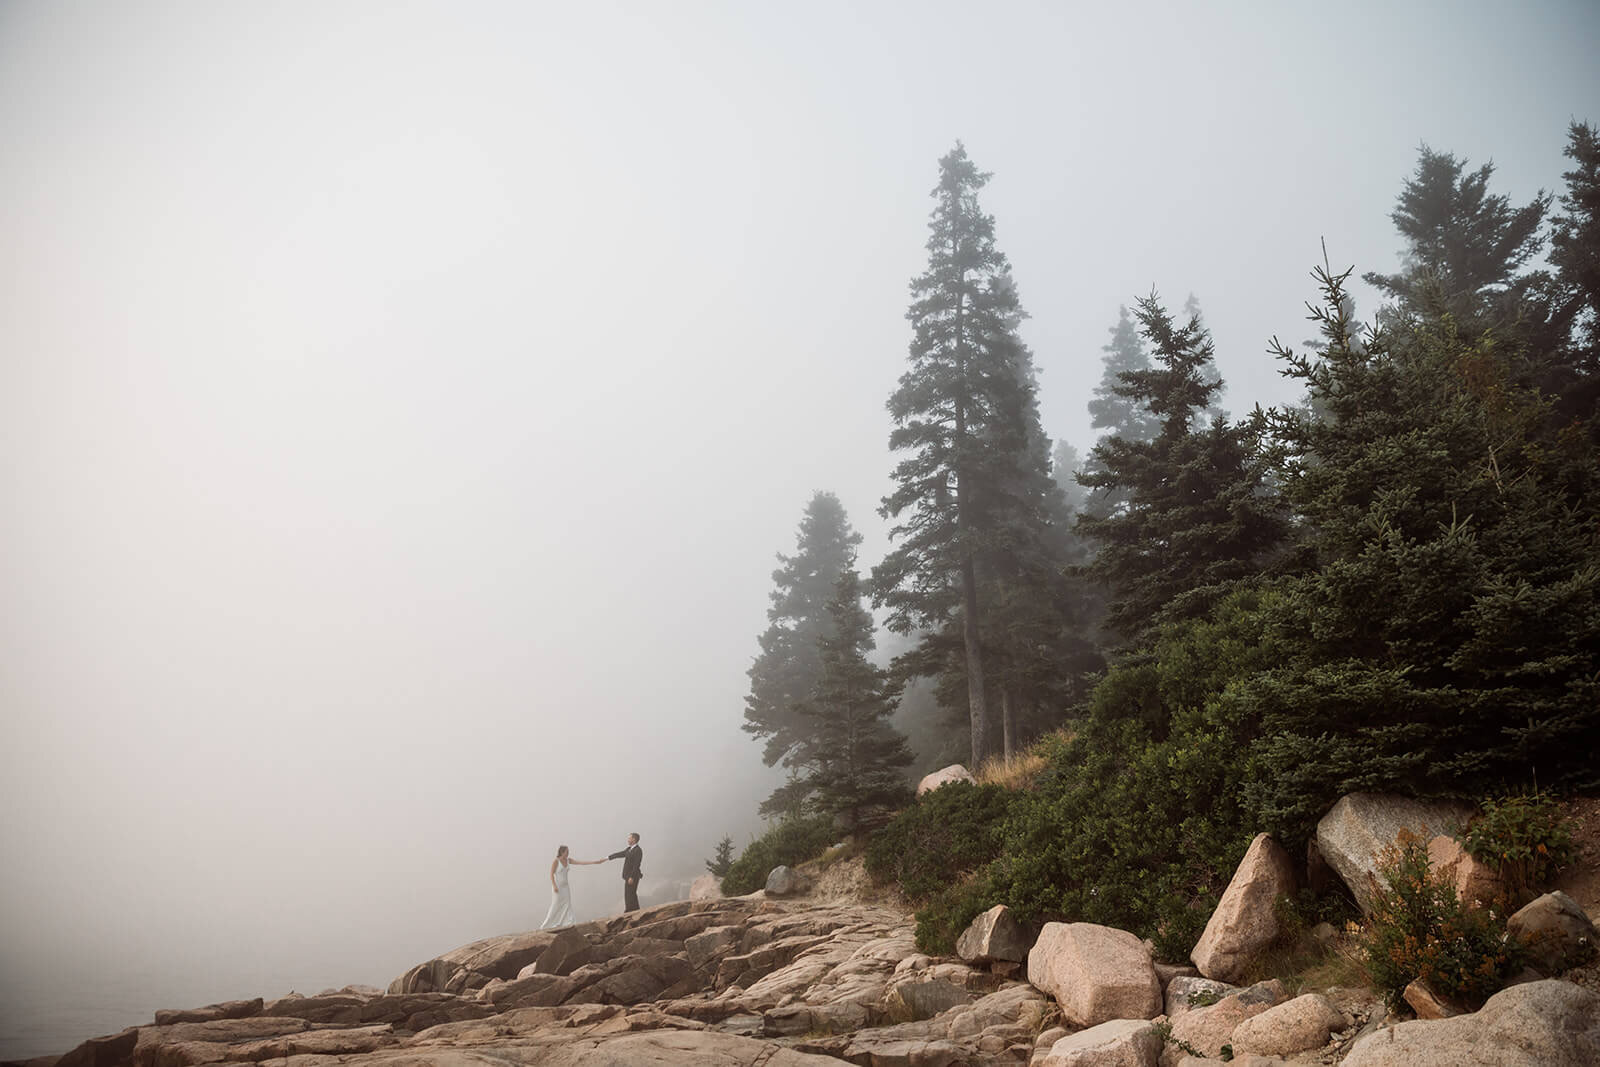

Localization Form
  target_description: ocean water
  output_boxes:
[0,958,391,1062]
[0,884,692,1061]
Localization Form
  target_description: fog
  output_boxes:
[2,0,1596,1052]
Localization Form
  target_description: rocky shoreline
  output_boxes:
[13,791,1600,1066]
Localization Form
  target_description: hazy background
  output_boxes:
[2,0,1595,1055]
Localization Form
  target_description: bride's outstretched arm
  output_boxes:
[572,857,604,864]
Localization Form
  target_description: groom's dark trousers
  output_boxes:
[608,844,644,911]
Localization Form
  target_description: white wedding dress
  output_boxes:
[539,859,574,929]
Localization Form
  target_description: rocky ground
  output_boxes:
[13,791,1600,1066]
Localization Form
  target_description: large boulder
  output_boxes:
[1160,980,1285,1067]
[1191,833,1297,982]
[1037,1018,1161,1067]
[1229,992,1346,1057]
[765,865,809,896]
[1314,793,1471,914]
[916,764,976,796]
[1343,979,1600,1066]
[688,873,722,901]
[1027,922,1161,1028]
[955,904,1029,965]
[1425,835,1504,907]
[1507,890,1599,974]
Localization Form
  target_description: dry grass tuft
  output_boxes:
[975,750,1048,791]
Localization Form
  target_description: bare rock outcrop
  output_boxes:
[1343,979,1600,1066]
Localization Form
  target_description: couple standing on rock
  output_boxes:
[538,833,644,930]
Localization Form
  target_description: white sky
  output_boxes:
[2,0,1596,1032]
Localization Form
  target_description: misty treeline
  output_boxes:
[734,123,1600,870]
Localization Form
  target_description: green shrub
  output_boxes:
[912,872,998,955]
[864,782,1016,902]
[1363,835,1522,1007]
[1458,792,1574,906]
[721,814,836,895]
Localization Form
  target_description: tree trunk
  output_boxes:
[1001,686,1014,760]
[960,553,988,767]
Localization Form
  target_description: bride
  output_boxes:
[539,845,603,930]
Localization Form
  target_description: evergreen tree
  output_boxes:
[1088,306,1161,445]
[705,835,735,878]
[1533,120,1600,422]
[801,569,915,829]
[1051,440,1089,519]
[1247,265,1600,836]
[1363,146,1549,330]
[1550,122,1600,366]
[1183,293,1227,428]
[744,491,861,814]
[1078,294,1288,646]
[875,143,1054,766]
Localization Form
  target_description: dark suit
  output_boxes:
[608,843,644,912]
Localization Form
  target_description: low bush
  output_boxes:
[720,814,837,895]
[864,781,1016,903]
[1458,792,1574,906]
[1363,834,1523,1007]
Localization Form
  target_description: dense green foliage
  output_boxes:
[1458,793,1574,905]
[1078,297,1289,646]
[720,815,837,896]
[756,126,1599,959]
[864,781,1016,902]
[1246,265,1600,840]
[1362,837,1523,1007]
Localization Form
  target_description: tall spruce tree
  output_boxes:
[1078,294,1287,646]
[1088,306,1161,445]
[1245,265,1600,836]
[1363,146,1549,330]
[744,491,861,814]
[1536,121,1600,422]
[875,143,1070,766]
[800,569,915,830]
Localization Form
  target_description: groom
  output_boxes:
[608,832,643,912]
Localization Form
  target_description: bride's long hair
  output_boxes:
[556,845,569,860]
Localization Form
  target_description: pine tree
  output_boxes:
[705,835,735,878]
[1246,265,1600,836]
[1078,294,1288,646]
[1535,120,1600,422]
[801,569,914,830]
[1550,122,1600,366]
[1363,146,1549,330]
[1051,440,1089,519]
[744,491,861,814]
[1088,306,1161,445]
[875,143,1052,766]
[1183,293,1227,428]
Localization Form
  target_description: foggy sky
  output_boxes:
[2,0,1597,1039]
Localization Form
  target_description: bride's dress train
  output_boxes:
[540,860,574,929]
